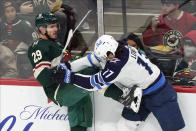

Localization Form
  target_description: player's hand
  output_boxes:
[50,63,72,84]
[118,86,142,113]
[61,50,71,63]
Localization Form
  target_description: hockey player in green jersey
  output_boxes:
[28,12,94,131]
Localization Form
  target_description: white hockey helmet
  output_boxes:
[94,35,119,62]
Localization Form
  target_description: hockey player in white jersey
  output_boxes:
[51,35,185,131]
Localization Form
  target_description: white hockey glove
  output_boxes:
[118,86,142,113]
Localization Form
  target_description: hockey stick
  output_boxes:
[53,10,92,100]
[62,29,73,54]
[61,10,92,54]
[51,10,92,67]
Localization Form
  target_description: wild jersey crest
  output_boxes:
[163,30,183,48]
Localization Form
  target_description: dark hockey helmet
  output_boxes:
[35,12,58,28]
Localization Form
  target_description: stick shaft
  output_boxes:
[62,10,92,53]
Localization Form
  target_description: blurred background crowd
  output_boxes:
[0,0,97,79]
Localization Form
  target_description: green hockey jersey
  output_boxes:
[28,39,93,127]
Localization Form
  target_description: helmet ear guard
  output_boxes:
[94,35,119,62]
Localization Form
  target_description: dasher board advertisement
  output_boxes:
[0,82,70,131]
[1,79,196,131]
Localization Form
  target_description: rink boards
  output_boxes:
[0,79,195,131]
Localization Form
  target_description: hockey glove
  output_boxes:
[50,63,72,84]
[61,50,71,63]
[118,86,142,113]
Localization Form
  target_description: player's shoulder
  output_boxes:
[108,58,121,65]
[106,58,123,70]
[108,46,130,66]
[34,39,54,47]
[29,39,51,52]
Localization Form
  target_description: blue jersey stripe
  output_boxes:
[98,72,111,86]
[87,53,96,67]
[90,75,102,89]
[143,72,166,95]
[95,74,104,86]
[94,54,101,62]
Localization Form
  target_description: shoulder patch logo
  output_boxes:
[109,58,120,63]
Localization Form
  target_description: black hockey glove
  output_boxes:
[118,86,136,106]
[118,86,142,113]
[50,62,73,84]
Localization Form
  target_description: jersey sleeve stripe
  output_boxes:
[90,75,102,90]
[33,61,51,78]
[95,74,104,86]
[33,61,51,71]
[143,72,166,95]
[93,54,101,62]
[73,73,110,91]
[33,65,48,78]
[98,72,111,86]
[87,53,96,67]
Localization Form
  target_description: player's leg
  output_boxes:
[71,126,87,131]
[146,82,185,131]
[68,95,93,131]
[104,84,123,100]
[117,101,150,131]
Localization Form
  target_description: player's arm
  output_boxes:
[51,60,120,91]
[72,71,112,91]
[28,45,56,87]
[70,52,101,72]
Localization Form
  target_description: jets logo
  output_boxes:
[163,30,183,48]
[96,40,103,47]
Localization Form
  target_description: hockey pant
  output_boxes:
[121,82,185,131]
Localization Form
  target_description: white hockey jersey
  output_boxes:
[71,46,166,95]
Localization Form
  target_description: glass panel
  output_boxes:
[0,0,98,79]
[62,0,98,51]
[103,0,196,86]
